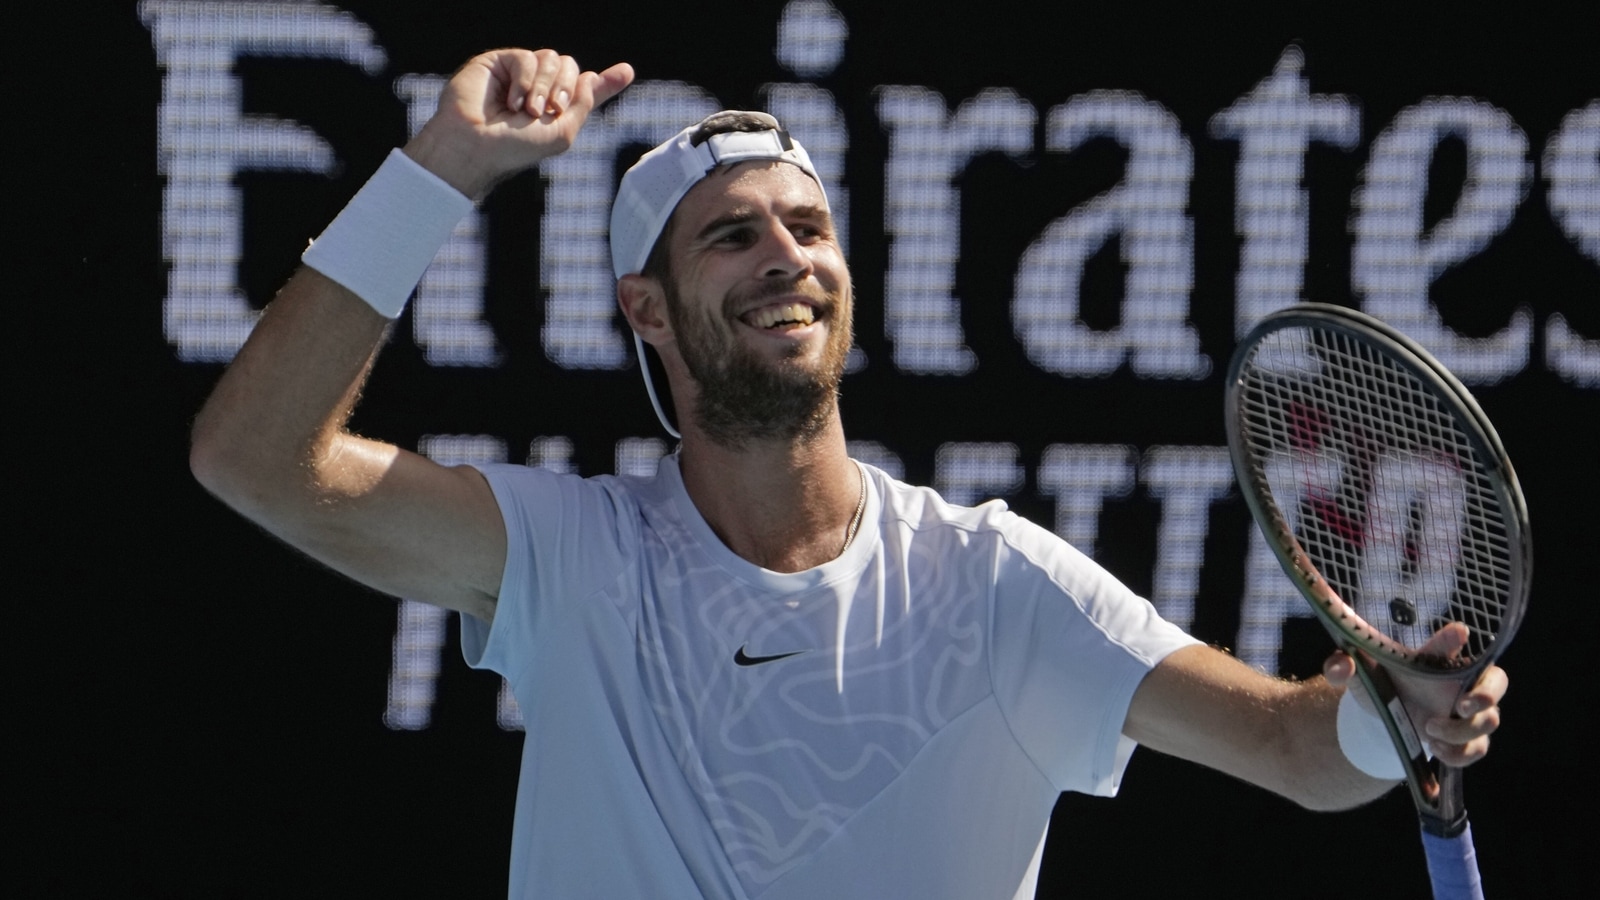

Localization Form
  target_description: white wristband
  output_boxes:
[1336,688,1409,780]
[301,148,475,318]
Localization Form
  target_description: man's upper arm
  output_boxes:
[281,441,508,621]
[189,267,507,621]
[986,517,1201,793]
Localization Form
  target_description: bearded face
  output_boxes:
[664,275,853,448]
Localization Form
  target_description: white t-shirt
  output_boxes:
[462,455,1198,899]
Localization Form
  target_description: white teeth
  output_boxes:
[749,303,817,329]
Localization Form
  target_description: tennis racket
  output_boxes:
[1224,303,1530,900]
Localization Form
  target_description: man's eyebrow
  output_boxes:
[792,204,834,232]
[693,204,834,243]
[693,209,758,242]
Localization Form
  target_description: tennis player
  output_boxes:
[189,48,1507,899]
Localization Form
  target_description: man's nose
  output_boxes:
[757,223,814,279]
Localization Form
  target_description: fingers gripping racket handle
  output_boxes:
[1421,822,1484,900]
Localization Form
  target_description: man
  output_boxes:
[190,48,1506,898]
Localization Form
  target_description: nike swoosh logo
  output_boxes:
[734,645,809,667]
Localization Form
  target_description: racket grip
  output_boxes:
[1421,822,1483,900]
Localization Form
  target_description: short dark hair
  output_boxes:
[689,110,786,147]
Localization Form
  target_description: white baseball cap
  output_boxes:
[609,110,827,279]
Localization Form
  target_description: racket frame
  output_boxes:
[1224,302,1531,837]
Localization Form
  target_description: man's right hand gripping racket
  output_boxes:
[1225,304,1531,900]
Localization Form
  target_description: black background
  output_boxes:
[25,1,1598,896]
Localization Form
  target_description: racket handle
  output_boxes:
[1421,821,1484,900]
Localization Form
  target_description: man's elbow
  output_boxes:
[189,418,240,502]
[188,414,285,518]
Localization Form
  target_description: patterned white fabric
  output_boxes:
[462,454,1198,899]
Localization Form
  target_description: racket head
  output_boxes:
[1225,303,1531,680]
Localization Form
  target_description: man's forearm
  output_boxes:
[1125,644,1398,812]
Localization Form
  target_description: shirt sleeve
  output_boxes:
[987,513,1200,796]
[459,464,634,685]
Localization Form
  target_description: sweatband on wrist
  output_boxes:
[1336,687,1414,780]
[301,148,475,319]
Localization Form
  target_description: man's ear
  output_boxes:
[617,274,672,346]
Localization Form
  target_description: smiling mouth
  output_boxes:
[743,302,818,330]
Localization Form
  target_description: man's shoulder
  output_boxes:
[869,464,1020,536]
[473,462,656,521]
[866,463,1091,575]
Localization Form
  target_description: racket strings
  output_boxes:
[1237,325,1512,666]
